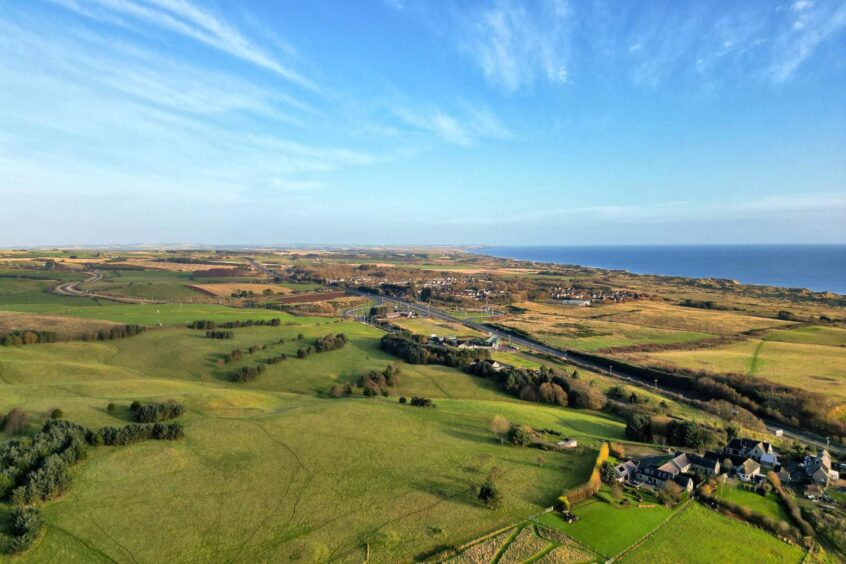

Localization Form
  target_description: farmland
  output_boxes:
[620,503,805,563]
[0,302,615,561]
[0,247,843,562]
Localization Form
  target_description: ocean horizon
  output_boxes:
[475,244,846,295]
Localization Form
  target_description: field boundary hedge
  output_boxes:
[561,442,609,506]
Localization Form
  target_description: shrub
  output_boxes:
[5,507,43,554]
[507,424,532,446]
[399,396,407,404]
[478,477,502,509]
[49,408,64,420]
[131,402,184,423]
[409,396,435,408]
[2,408,28,435]
[314,333,347,353]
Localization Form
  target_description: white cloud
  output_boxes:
[52,0,315,89]
[771,0,846,82]
[460,0,572,92]
[393,106,512,146]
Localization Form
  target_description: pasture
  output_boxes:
[537,491,673,558]
[713,484,789,522]
[392,316,485,338]
[630,338,846,399]
[0,313,626,561]
[619,502,805,563]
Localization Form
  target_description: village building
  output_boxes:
[737,459,762,482]
[724,437,778,466]
[804,449,839,487]
[614,460,639,483]
[635,464,694,493]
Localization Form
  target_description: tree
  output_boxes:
[625,414,651,442]
[3,407,28,434]
[507,424,532,447]
[658,481,684,507]
[610,483,623,501]
[489,415,510,444]
[600,461,617,485]
[478,477,502,509]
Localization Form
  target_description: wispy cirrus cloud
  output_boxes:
[770,0,846,82]
[458,0,572,92]
[51,0,316,89]
[392,105,512,146]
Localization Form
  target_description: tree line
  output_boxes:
[379,333,490,367]
[130,401,184,423]
[187,318,281,330]
[0,417,182,522]
[206,330,234,339]
[2,324,145,346]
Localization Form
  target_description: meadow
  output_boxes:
[0,249,839,562]
[713,484,789,522]
[619,503,805,563]
[536,489,672,559]
[629,335,846,399]
[0,305,624,561]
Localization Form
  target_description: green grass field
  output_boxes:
[764,325,846,347]
[537,490,673,558]
[713,485,790,522]
[0,313,626,561]
[632,337,846,399]
[620,503,805,563]
[0,303,310,326]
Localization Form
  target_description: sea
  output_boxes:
[473,245,846,295]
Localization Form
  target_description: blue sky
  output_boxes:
[1,0,845,246]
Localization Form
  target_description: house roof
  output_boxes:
[740,459,761,475]
[638,464,677,482]
[687,453,719,470]
[727,437,772,454]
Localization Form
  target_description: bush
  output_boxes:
[409,396,435,408]
[131,402,184,423]
[206,330,234,339]
[5,507,42,554]
[399,396,407,404]
[2,408,28,435]
[49,408,64,420]
[478,477,502,509]
[562,442,609,504]
[314,333,347,353]
[507,424,532,446]
[232,364,265,382]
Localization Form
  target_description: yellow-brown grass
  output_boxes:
[189,283,293,297]
[0,311,119,336]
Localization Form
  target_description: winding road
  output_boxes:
[342,288,843,454]
[52,270,164,304]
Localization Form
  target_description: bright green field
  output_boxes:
[538,490,673,558]
[0,315,628,561]
[620,503,805,563]
[0,278,99,307]
[764,325,846,347]
[714,485,790,522]
[85,269,201,302]
[0,303,310,326]
[633,338,846,399]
